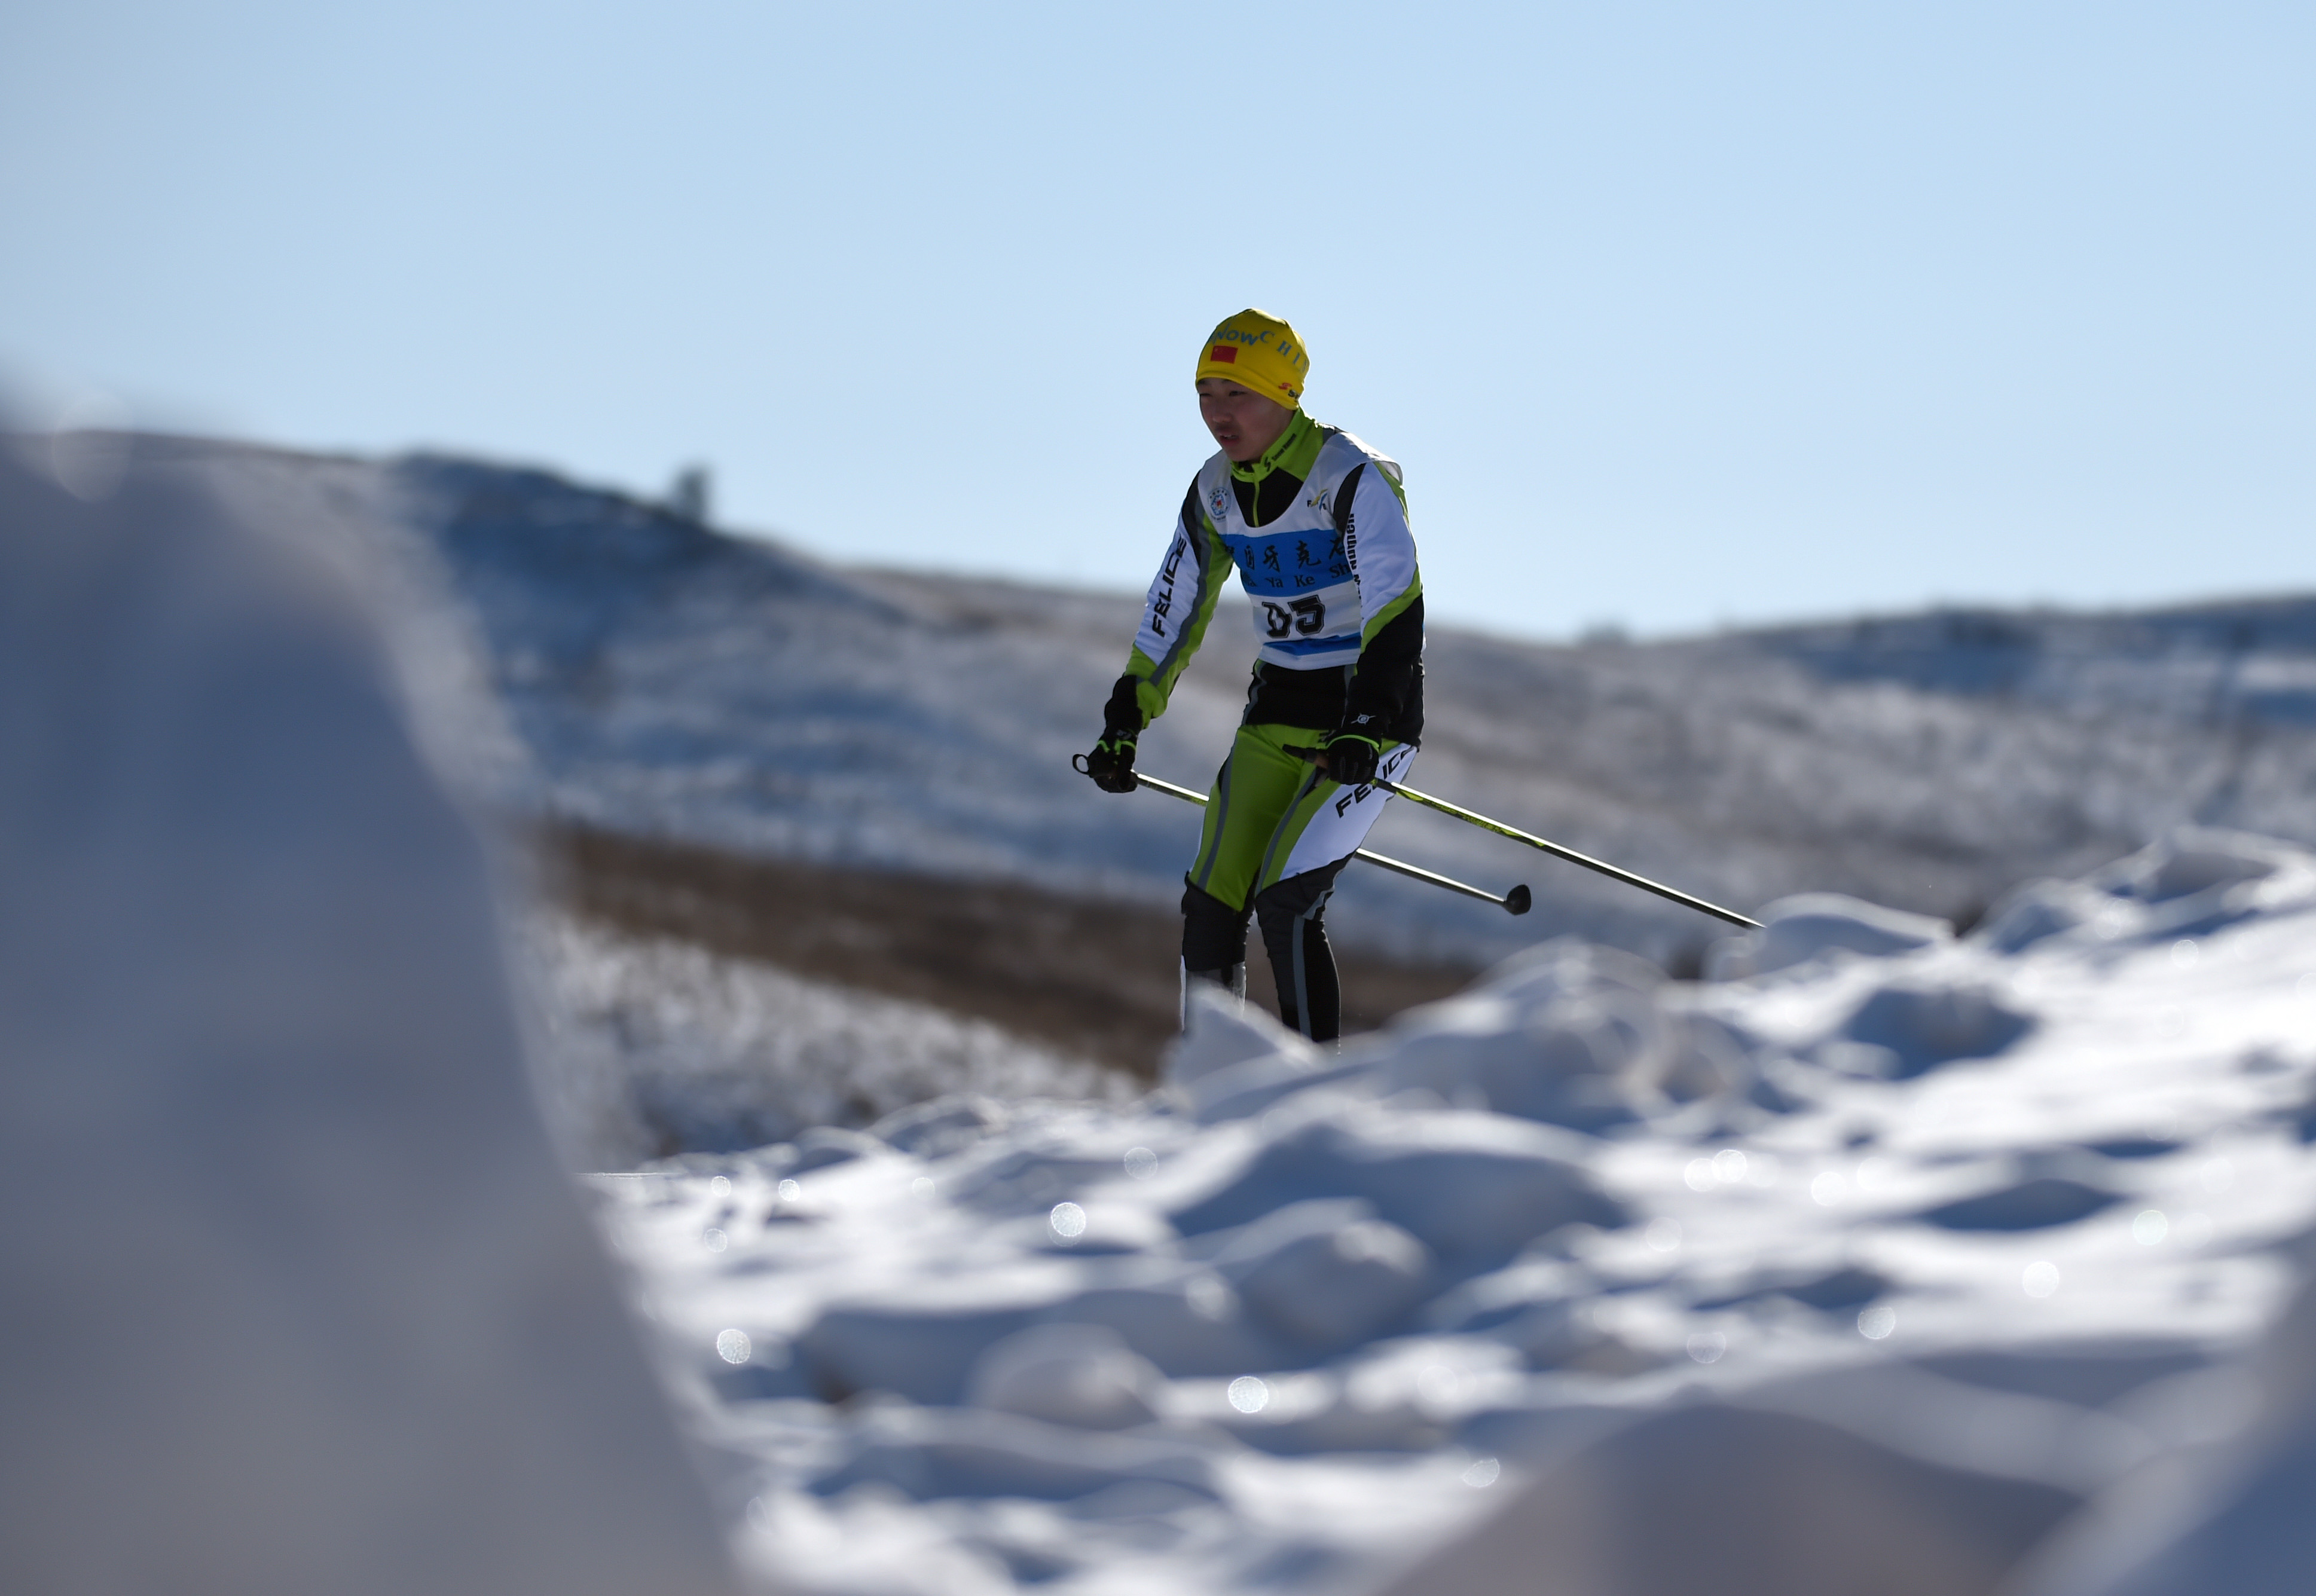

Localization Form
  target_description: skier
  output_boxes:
[1081,309,1423,1042]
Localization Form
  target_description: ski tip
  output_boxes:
[1505,883,1532,917]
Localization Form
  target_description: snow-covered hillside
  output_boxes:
[182,435,2316,972]
[602,828,2316,1595]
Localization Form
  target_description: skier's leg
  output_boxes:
[1183,725,1315,909]
[1177,726,1316,1028]
[1179,883,1249,1024]
[1246,735,1416,1041]
[1178,726,1318,1029]
[1253,863,1346,1041]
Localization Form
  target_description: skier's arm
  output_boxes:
[1337,462,1424,741]
[1117,481,1231,729]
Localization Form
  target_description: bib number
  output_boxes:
[1263,597,1327,638]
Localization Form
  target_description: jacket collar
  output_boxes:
[1227,408,1317,485]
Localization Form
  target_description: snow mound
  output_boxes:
[0,441,739,1592]
[966,1324,1167,1431]
[1165,982,1328,1120]
[601,830,2316,1595]
[1707,891,1954,979]
[1978,826,2316,955]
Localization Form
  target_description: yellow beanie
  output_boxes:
[1194,308,1309,409]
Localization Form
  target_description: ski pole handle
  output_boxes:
[1071,751,1137,791]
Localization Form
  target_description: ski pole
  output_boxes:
[1075,758,1530,916]
[1281,747,1761,930]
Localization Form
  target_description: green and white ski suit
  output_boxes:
[1116,409,1426,1039]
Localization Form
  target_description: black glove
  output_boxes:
[1321,732,1382,787]
[1082,673,1145,793]
[1082,733,1138,793]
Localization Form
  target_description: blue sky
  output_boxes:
[4,1,2309,639]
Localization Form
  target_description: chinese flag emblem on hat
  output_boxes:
[1196,310,1306,403]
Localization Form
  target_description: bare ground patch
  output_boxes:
[532,823,1484,1078]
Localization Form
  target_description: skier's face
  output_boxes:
[1197,380,1296,463]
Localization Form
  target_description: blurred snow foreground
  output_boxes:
[618,837,2316,1595]
[0,441,741,1593]
[13,437,2316,1596]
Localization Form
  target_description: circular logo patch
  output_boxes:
[1207,485,1230,521]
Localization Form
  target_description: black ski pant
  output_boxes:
[1181,864,1348,1042]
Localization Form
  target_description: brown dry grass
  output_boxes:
[532,823,1482,1079]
